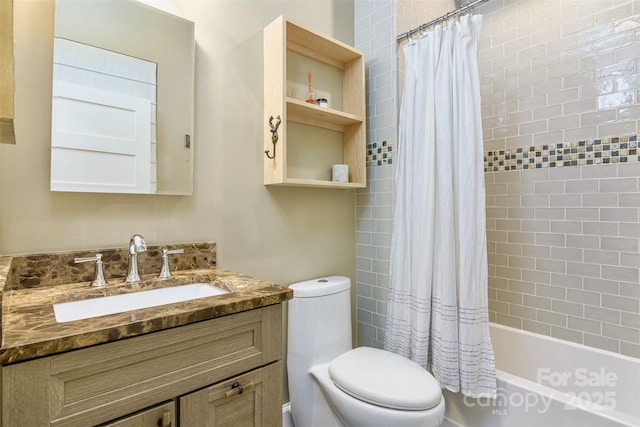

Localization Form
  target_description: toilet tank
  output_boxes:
[288,276,353,368]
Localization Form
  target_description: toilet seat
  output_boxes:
[328,347,442,411]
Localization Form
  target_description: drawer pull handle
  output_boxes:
[225,380,255,398]
[157,410,171,427]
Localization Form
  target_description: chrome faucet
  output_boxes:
[125,234,147,283]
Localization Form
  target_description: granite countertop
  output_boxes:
[0,245,292,365]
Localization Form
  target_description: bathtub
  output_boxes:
[444,323,640,427]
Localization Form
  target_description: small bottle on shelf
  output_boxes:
[306,71,316,104]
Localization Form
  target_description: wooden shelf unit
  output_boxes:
[264,16,366,189]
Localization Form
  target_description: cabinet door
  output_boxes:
[99,401,175,427]
[180,362,282,427]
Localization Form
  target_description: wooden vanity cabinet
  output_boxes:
[1,304,283,427]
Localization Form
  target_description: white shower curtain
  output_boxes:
[384,15,496,399]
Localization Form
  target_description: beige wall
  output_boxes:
[2,0,355,281]
[2,0,356,399]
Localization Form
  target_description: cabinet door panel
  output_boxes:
[180,362,282,427]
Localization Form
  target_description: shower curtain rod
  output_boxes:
[396,0,490,42]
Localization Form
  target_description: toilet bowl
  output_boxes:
[287,276,445,427]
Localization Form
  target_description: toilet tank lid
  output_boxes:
[289,276,350,297]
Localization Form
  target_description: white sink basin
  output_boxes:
[53,283,229,323]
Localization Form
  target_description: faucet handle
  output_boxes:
[163,248,185,255]
[74,253,108,287]
[159,248,184,278]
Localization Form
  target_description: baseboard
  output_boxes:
[442,416,464,427]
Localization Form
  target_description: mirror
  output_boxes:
[51,0,195,195]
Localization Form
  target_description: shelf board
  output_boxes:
[287,98,362,131]
[269,178,366,189]
[286,19,362,68]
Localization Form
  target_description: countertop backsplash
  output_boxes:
[2,242,217,291]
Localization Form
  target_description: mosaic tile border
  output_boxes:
[367,139,393,167]
[484,135,638,172]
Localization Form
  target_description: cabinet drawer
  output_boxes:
[1,304,282,427]
[98,401,175,427]
[180,362,282,427]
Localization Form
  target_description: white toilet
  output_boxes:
[287,276,445,427]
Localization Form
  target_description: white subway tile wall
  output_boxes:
[479,0,640,358]
[486,163,640,357]
[478,0,640,151]
[357,0,640,358]
[355,0,397,348]
[355,0,457,348]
